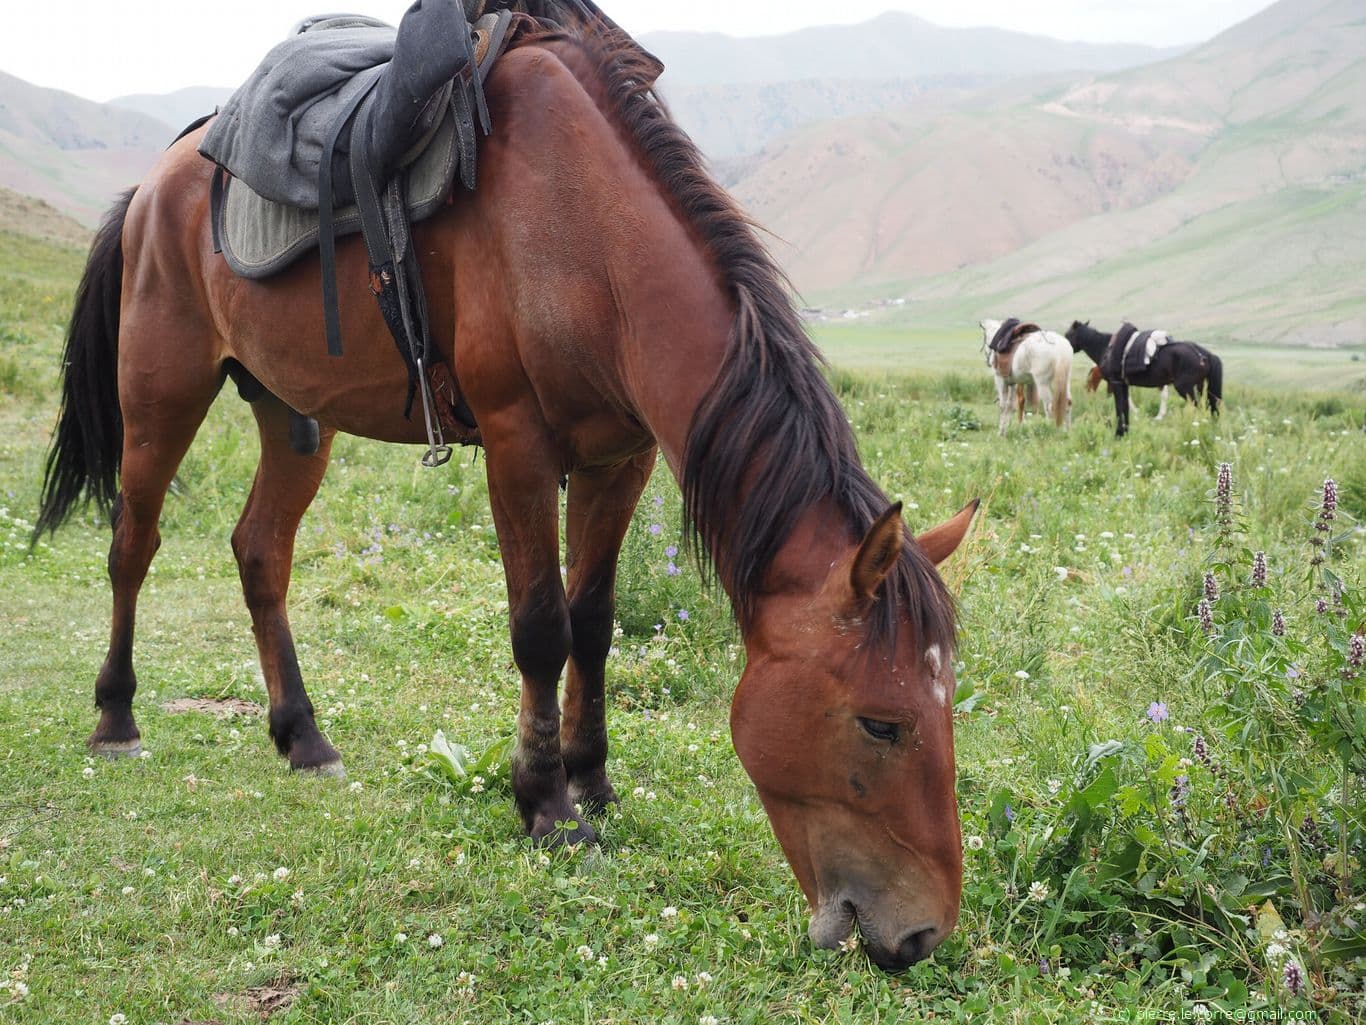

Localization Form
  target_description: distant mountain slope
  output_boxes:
[661,75,989,160]
[730,0,1366,345]
[0,72,177,224]
[0,71,169,150]
[109,87,231,134]
[0,185,89,247]
[642,12,1180,87]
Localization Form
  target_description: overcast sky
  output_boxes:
[3,0,1274,103]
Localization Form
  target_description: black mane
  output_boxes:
[537,25,956,653]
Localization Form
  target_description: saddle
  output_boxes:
[197,0,661,465]
[988,319,1041,378]
[1109,322,1171,380]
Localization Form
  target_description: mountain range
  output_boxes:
[0,1,1360,350]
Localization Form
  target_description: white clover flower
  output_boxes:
[838,935,860,953]
[696,971,713,986]
[228,874,242,886]
[632,787,646,798]
[348,781,363,792]
[273,867,290,881]
[394,932,408,944]
[1046,778,1062,795]
[644,933,660,947]
[227,926,239,936]
[1028,881,1050,902]
[671,975,689,991]
[700,1017,720,1025]
[142,868,155,878]
[121,885,135,896]
[109,1009,129,1023]
[966,835,984,851]
[428,933,443,948]
[1015,670,1031,680]
[10,981,28,999]
[661,906,678,920]
[576,945,594,962]
[82,766,95,778]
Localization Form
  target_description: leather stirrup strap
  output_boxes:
[319,66,385,358]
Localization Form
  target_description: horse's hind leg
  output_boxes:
[90,345,220,756]
[231,395,342,774]
[561,451,656,813]
[1156,386,1170,420]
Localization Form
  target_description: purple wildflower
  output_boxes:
[1320,479,1337,525]
[1285,664,1301,680]
[1315,598,1329,615]
[1170,776,1190,808]
[1272,609,1286,637]
[648,523,663,536]
[1198,598,1214,635]
[1192,733,1211,768]
[1004,803,1015,824]
[1283,959,1304,998]
[1215,463,1233,528]
[1349,633,1364,668]
[1203,572,1219,603]
[653,496,665,508]
[665,545,678,559]
[666,562,681,577]
[1262,846,1272,867]
[1146,701,1169,724]
[1122,566,1133,577]
[1038,958,1051,976]
[1251,551,1267,587]
[677,609,689,622]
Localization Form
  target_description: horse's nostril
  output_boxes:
[896,926,941,967]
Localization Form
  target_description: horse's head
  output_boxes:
[1064,320,1089,351]
[730,500,975,972]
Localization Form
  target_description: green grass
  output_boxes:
[0,240,1363,1023]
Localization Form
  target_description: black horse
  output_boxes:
[1066,321,1223,437]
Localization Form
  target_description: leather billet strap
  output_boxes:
[319,66,386,358]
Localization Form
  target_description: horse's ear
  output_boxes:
[850,503,905,601]
[915,499,979,566]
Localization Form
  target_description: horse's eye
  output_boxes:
[858,717,899,742]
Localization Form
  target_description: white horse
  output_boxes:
[979,319,1073,435]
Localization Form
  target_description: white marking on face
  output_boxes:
[925,645,942,677]
[926,645,948,706]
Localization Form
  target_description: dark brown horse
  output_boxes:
[36,18,974,971]
[1066,320,1223,437]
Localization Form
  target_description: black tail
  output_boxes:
[1205,351,1223,416]
[34,189,136,540]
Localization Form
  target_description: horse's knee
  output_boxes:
[511,588,572,683]
[568,586,615,666]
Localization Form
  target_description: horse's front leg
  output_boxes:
[484,432,589,846]
[1156,385,1170,420]
[561,452,655,814]
[995,375,1011,435]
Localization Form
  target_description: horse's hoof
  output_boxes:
[531,815,598,849]
[567,777,620,816]
[90,738,142,760]
[295,760,347,780]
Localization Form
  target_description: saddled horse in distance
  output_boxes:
[35,15,976,972]
[978,319,1073,435]
[1066,320,1223,438]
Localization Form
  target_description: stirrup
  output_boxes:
[416,358,453,467]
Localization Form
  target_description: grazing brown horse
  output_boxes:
[36,19,974,970]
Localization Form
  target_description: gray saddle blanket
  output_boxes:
[215,106,463,279]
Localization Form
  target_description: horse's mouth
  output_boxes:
[808,897,859,950]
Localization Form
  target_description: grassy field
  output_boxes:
[1,229,1364,1023]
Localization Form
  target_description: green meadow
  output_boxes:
[1,229,1363,1023]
